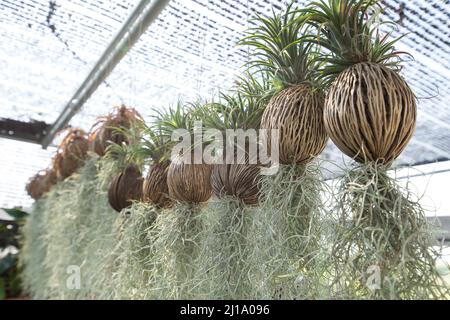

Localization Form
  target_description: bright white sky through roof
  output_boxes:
[0,138,55,209]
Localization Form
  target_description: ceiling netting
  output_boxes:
[0,0,449,207]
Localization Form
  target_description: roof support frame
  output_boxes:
[41,0,171,148]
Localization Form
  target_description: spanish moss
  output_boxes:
[328,163,450,299]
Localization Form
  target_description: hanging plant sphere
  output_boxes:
[54,129,89,180]
[209,138,262,206]
[167,156,212,204]
[40,169,57,194]
[25,172,42,200]
[88,105,143,156]
[211,163,261,206]
[108,164,143,212]
[261,84,328,165]
[26,169,57,200]
[143,160,172,208]
[324,63,416,164]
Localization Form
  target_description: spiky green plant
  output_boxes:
[153,101,213,159]
[141,123,172,164]
[198,93,262,132]
[103,124,144,213]
[103,123,145,171]
[138,123,173,207]
[235,70,275,106]
[301,0,415,165]
[239,2,322,90]
[197,72,272,132]
[155,102,212,204]
[302,0,409,86]
[239,2,328,165]
[153,102,197,140]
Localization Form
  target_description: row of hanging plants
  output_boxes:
[21,0,449,300]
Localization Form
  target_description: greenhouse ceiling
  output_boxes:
[0,0,450,208]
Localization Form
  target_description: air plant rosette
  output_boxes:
[303,0,450,299]
[239,3,329,299]
[161,103,213,205]
[147,103,212,299]
[206,75,272,206]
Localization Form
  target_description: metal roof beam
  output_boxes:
[41,0,171,148]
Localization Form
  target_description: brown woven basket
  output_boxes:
[211,163,261,206]
[261,83,328,165]
[108,165,143,212]
[88,105,143,156]
[167,155,212,204]
[25,169,57,200]
[142,160,172,208]
[53,129,88,180]
[324,62,416,164]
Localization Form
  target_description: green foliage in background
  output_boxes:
[1,208,28,299]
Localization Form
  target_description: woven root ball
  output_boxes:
[324,62,416,164]
[211,163,261,206]
[167,156,212,204]
[143,160,172,208]
[88,105,143,156]
[108,165,144,212]
[54,129,89,180]
[26,174,44,200]
[26,169,57,200]
[41,169,57,194]
[261,83,328,165]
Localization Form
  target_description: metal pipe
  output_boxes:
[41,0,171,148]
